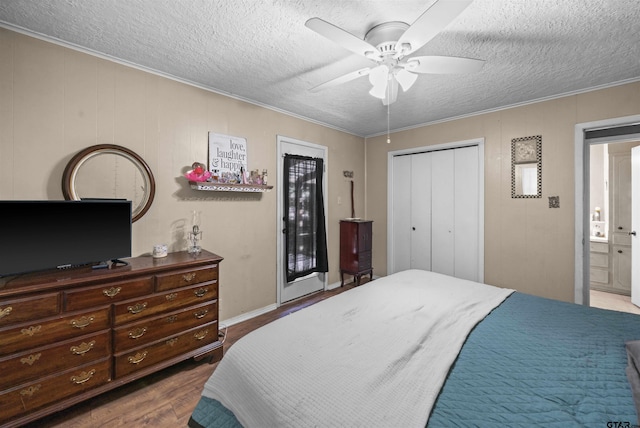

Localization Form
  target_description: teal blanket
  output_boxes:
[189,292,640,427]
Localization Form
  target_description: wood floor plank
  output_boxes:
[23,281,359,427]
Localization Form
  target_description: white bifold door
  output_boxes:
[390,145,482,282]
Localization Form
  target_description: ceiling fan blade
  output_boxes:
[310,67,371,92]
[395,0,473,57]
[305,18,381,60]
[405,56,485,74]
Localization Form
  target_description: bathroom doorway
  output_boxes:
[582,120,640,313]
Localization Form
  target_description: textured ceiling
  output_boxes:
[1,0,639,137]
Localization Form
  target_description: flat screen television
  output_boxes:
[0,200,132,277]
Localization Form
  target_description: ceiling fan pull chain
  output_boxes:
[387,102,391,144]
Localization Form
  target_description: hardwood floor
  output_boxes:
[24,282,358,428]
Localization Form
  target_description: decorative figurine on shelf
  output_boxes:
[240,166,249,184]
[250,169,262,185]
[184,162,211,182]
[188,210,203,255]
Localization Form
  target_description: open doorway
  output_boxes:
[588,141,640,314]
[575,115,640,313]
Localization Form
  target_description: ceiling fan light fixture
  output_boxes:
[368,65,388,86]
[369,82,388,99]
[383,78,399,106]
[395,69,418,92]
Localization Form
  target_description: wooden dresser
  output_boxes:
[340,220,373,286]
[0,250,223,428]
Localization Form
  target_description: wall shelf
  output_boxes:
[189,181,273,192]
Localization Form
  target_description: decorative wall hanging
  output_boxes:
[184,132,272,193]
[511,135,542,198]
[208,132,248,178]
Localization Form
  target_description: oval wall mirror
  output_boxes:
[62,144,156,222]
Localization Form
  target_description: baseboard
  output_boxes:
[327,274,382,291]
[220,303,278,328]
[221,275,384,328]
[327,280,342,291]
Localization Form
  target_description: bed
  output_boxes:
[189,269,640,427]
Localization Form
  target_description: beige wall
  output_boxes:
[366,82,640,302]
[0,29,366,320]
[3,28,639,313]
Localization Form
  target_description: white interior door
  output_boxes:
[631,146,640,306]
[454,146,480,281]
[277,136,328,304]
[410,152,432,271]
[388,143,483,282]
[431,150,455,276]
[391,155,412,273]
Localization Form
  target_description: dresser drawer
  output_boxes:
[114,321,218,378]
[0,357,111,424]
[155,265,218,291]
[113,301,218,352]
[113,282,218,326]
[0,292,60,328]
[65,276,154,311]
[0,307,110,356]
[358,251,372,270]
[0,330,110,390]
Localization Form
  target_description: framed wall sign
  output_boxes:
[208,132,248,176]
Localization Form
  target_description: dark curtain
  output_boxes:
[284,154,328,282]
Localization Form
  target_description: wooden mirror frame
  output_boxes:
[62,144,156,222]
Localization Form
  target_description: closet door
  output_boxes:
[431,150,455,276]
[410,152,432,271]
[391,154,412,273]
[389,144,481,281]
[454,146,479,281]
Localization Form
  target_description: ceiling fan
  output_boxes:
[305,0,485,105]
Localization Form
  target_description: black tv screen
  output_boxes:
[0,200,132,277]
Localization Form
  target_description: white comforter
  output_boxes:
[202,269,513,428]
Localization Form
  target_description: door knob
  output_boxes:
[630,231,637,236]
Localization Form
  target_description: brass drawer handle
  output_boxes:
[182,272,197,282]
[166,338,179,347]
[128,351,148,365]
[20,353,42,366]
[194,287,208,298]
[103,286,122,298]
[128,327,147,339]
[70,340,96,355]
[166,315,178,324]
[194,309,209,319]
[194,329,209,340]
[21,325,42,337]
[70,369,96,384]
[20,384,41,397]
[127,302,147,314]
[70,315,95,329]
[165,292,178,301]
[0,306,12,320]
